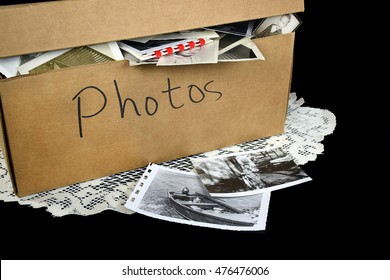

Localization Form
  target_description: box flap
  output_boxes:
[0,0,304,57]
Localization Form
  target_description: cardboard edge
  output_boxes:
[283,33,296,134]
[0,94,18,195]
[287,33,296,119]
[0,0,305,58]
[0,94,5,152]
[253,33,295,134]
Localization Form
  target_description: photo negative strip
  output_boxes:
[254,13,302,38]
[191,148,311,197]
[125,164,271,231]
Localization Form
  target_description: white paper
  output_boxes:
[118,39,192,59]
[0,56,21,78]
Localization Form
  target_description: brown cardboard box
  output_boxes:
[0,0,304,196]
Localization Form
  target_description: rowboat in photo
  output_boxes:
[168,189,255,226]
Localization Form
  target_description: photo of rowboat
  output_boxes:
[125,163,270,231]
[168,189,255,226]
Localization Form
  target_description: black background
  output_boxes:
[1,1,388,260]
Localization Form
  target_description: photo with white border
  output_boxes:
[17,42,122,75]
[191,148,311,197]
[254,14,302,38]
[125,164,271,231]
[218,37,265,62]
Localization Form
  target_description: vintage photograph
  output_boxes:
[17,48,69,75]
[0,52,47,78]
[19,52,44,65]
[218,33,244,54]
[119,38,188,57]
[18,47,113,75]
[123,51,159,66]
[119,29,219,61]
[17,42,122,75]
[254,13,302,38]
[218,37,264,62]
[125,164,271,231]
[89,41,124,61]
[191,148,311,197]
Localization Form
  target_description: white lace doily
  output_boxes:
[0,93,336,217]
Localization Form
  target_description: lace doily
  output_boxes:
[0,93,336,217]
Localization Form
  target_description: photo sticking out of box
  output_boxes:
[156,38,219,66]
[119,28,266,66]
[218,34,246,54]
[17,42,123,75]
[118,29,219,59]
[254,14,302,38]
[218,37,265,62]
[191,148,311,197]
[123,52,159,66]
[125,164,271,231]
[0,53,45,78]
[0,56,22,78]
[0,42,123,77]
[0,14,303,76]
[119,29,221,65]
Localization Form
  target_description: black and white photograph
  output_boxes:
[191,148,311,197]
[254,13,302,38]
[16,42,121,75]
[218,33,244,54]
[0,53,47,78]
[19,52,44,65]
[89,41,124,61]
[125,164,271,231]
[123,51,159,66]
[119,29,219,61]
[119,38,188,56]
[218,37,264,62]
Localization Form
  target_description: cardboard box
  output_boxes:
[0,0,304,196]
